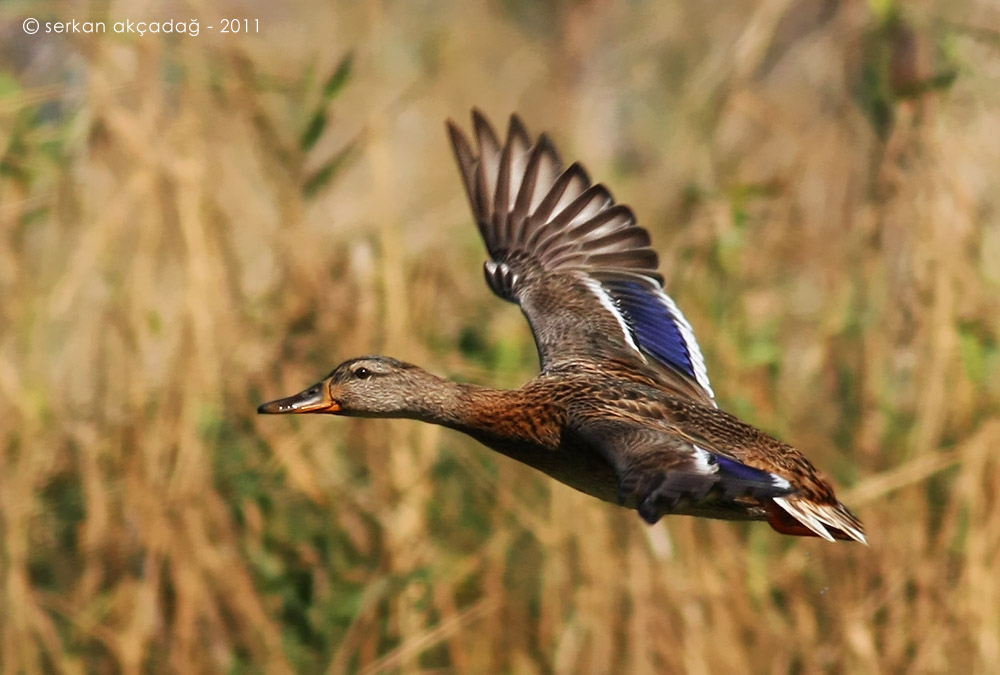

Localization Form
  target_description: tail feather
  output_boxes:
[769,496,868,545]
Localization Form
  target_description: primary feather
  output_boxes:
[448,110,716,406]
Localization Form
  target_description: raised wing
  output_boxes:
[447,110,716,406]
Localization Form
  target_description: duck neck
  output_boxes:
[402,377,532,443]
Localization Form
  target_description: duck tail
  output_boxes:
[767,496,868,545]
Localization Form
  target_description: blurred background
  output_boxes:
[2,0,999,672]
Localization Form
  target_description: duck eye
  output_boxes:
[353,366,372,380]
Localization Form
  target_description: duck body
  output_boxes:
[259,110,867,544]
[404,363,820,526]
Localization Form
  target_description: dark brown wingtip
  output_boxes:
[564,161,592,188]
[446,118,472,159]
[471,108,500,152]
[470,106,489,127]
[534,133,563,170]
[446,120,473,167]
[447,117,481,215]
[507,113,532,146]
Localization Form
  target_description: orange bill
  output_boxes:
[257,382,340,414]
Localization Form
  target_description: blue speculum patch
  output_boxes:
[603,279,697,382]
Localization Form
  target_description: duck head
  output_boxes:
[257,356,440,418]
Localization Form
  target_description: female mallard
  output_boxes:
[259,110,867,544]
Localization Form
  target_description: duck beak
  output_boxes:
[257,382,341,415]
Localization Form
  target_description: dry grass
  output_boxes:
[2,0,999,672]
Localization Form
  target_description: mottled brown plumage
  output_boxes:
[259,110,867,544]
